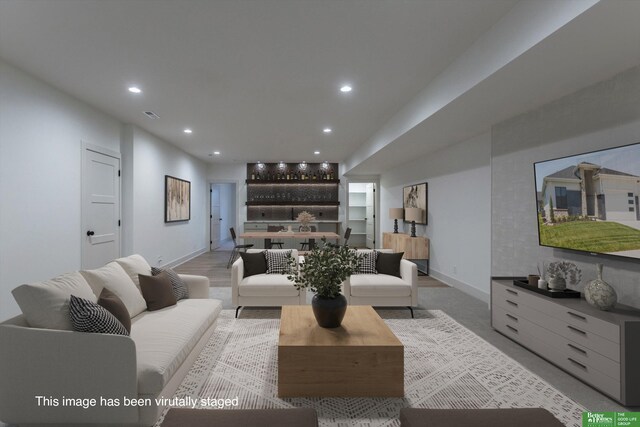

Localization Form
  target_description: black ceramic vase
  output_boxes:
[311,294,347,328]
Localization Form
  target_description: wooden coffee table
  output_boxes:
[278,305,404,397]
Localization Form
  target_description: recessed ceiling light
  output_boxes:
[128,86,142,94]
[340,84,352,93]
[213,151,220,155]
[183,128,192,134]
[314,151,320,155]
[323,128,332,134]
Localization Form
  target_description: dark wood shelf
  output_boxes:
[246,201,340,206]
[246,179,339,184]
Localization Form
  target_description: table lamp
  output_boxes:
[389,208,404,233]
[405,208,422,238]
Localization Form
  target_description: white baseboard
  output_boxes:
[164,247,208,269]
[428,269,490,304]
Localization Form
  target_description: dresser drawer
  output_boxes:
[493,306,621,400]
[492,282,620,344]
[524,316,620,382]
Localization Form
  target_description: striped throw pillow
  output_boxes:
[151,267,189,300]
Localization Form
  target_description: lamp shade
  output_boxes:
[405,208,422,222]
[389,208,404,220]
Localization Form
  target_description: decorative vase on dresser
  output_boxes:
[585,263,617,311]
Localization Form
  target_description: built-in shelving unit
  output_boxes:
[246,162,340,221]
[348,183,367,248]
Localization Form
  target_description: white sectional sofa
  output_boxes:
[231,249,304,317]
[343,249,418,317]
[0,254,221,427]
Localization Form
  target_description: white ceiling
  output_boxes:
[0,0,518,164]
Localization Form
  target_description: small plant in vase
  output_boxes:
[546,261,581,291]
[286,238,361,328]
[297,210,316,232]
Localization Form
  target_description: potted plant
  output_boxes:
[296,210,316,232]
[287,238,361,328]
[546,261,582,290]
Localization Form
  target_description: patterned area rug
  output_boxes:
[155,310,586,427]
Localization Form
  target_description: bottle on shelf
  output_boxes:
[313,173,317,180]
[251,172,255,180]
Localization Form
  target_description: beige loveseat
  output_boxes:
[343,249,418,317]
[231,249,304,317]
[0,254,221,427]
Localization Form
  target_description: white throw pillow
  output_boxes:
[115,254,152,289]
[12,272,97,330]
[81,262,147,318]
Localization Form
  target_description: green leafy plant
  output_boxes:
[287,238,361,298]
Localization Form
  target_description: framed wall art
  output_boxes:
[403,182,427,225]
[165,175,191,223]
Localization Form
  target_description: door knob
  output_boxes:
[87,230,95,236]
[219,218,223,221]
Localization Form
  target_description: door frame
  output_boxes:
[344,176,380,249]
[208,179,239,250]
[81,141,122,268]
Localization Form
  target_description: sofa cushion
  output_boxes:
[12,272,97,330]
[350,274,411,297]
[98,288,131,333]
[375,252,404,278]
[355,250,377,274]
[239,274,298,297]
[115,254,152,289]
[139,272,178,311]
[239,252,268,278]
[265,250,293,274]
[131,299,222,394]
[81,262,147,318]
[151,267,189,300]
[69,295,129,336]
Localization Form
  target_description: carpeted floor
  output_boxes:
[155,309,585,427]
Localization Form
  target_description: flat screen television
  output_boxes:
[534,142,640,261]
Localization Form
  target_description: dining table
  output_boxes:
[238,231,341,250]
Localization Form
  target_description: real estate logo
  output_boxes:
[583,412,640,427]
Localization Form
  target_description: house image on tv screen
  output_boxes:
[541,162,640,222]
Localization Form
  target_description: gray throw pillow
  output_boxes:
[375,252,404,278]
[151,267,189,300]
[239,252,268,277]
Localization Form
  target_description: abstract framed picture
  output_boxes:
[165,175,191,223]
[403,182,427,225]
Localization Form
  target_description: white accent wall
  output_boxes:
[122,125,209,268]
[0,60,209,321]
[379,132,492,301]
[492,65,640,309]
[0,59,121,319]
[207,163,247,234]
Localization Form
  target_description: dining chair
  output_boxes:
[299,226,317,250]
[227,227,254,268]
[267,225,285,249]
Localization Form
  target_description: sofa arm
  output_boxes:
[400,259,418,307]
[231,258,244,306]
[0,324,138,425]
[179,274,210,299]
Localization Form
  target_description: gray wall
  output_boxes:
[491,65,640,309]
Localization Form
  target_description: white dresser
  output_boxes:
[491,279,640,406]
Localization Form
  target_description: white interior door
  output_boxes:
[366,183,376,248]
[210,184,222,250]
[82,146,120,269]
